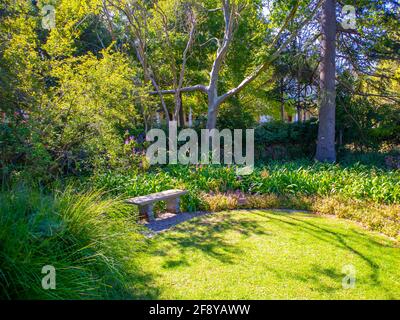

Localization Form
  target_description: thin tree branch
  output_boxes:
[217,0,322,105]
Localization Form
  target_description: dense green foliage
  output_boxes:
[254,120,319,160]
[1,0,399,181]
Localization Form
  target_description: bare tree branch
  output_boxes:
[217,0,322,105]
[106,0,171,122]
[150,85,208,95]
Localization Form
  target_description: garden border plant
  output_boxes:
[91,161,400,239]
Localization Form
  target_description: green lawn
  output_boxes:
[131,210,400,300]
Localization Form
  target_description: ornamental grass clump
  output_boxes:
[0,184,145,299]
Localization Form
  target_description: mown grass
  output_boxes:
[200,193,400,240]
[134,210,400,300]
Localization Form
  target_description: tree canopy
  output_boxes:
[1,0,399,178]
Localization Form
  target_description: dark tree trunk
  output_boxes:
[280,78,285,121]
[297,80,301,122]
[303,86,307,122]
[316,0,337,162]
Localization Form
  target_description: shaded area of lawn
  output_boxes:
[131,210,400,299]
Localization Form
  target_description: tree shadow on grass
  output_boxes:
[111,212,269,299]
[105,266,161,300]
[149,212,271,267]
[139,210,398,299]
[261,263,346,295]
[258,211,398,298]
[117,266,162,300]
[105,229,163,300]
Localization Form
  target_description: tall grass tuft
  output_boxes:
[0,184,144,299]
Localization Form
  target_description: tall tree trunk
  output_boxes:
[206,85,219,129]
[206,109,217,129]
[316,0,337,162]
[296,38,302,123]
[188,107,193,128]
[280,78,285,121]
[297,79,301,122]
[178,92,185,127]
[206,101,218,129]
[303,86,308,122]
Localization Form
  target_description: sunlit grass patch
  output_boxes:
[134,210,400,300]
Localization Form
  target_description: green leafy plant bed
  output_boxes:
[134,210,400,300]
[93,162,400,206]
[91,162,400,238]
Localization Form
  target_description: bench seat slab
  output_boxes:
[126,189,188,206]
[126,189,187,221]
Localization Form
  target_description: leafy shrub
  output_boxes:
[337,150,389,168]
[385,155,400,170]
[90,162,399,238]
[217,99,256,130]
[254,120,318,160]
[336,80,400,150]
[244,163,400,204]
[0,112,54,183]
[201,193,239,212]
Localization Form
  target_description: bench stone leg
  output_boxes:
[167,198,180,213]
[139,204,154,222]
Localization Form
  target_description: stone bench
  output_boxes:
[126,189,188,221]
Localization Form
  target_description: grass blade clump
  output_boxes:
[0,184,144,299]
